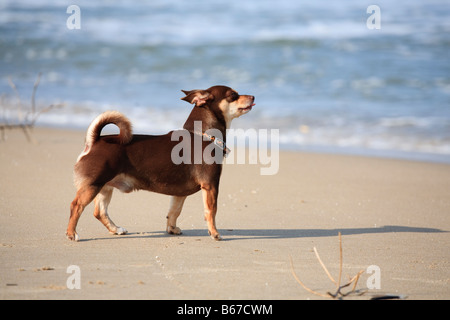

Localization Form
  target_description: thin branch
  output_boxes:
[290,232,367,299]
[289,255,330,298]
[1,73,64,142]
[313,247,336,284]
[337,231,343,290]
[31,72,42,117]
[351,270,364,292]
[7,76,23,122]
[327,270,364,298]
[21,124,34,144]
[30,103,64,126]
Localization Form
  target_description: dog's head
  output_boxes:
[181,85,255,127]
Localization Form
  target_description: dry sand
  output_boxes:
[0,127,449,300]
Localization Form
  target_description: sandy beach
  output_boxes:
[0,127,449,300]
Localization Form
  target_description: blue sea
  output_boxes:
[1,0,450,162]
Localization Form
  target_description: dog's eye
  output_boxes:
[229,92,239,101]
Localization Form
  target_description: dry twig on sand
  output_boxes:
[0,73,64,142]
[290,232,366,299]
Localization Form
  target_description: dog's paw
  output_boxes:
[209,231,222,241]
[113,227,128,235]
[167,226,182,235]
[66,232,80,242]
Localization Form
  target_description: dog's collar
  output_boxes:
[192,131,230,157]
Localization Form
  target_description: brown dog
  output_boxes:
[66,85,255,241]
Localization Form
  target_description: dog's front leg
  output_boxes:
[166,196,186,235]
[201,184,221,240]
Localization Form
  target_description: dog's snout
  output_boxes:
[244,95,255,103]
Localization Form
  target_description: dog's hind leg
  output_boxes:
[166,196,186,235]
[66,184,102,241]
[93,186,127,235]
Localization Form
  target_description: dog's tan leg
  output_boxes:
[93,186,127,235]
[166,195,186,235]
[66,185,101,241]
[201,185,221,240]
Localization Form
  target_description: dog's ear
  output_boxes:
[180,90,213,107]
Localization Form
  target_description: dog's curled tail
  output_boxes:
[77,111,132,162]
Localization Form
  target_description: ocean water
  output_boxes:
[1,0,450,162]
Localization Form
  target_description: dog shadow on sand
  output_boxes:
[80,225,447,242]
[178,225,447,241]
